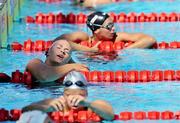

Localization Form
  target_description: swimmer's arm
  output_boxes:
[116,32,156,48]
[26,59,87,83]
[57,31,89,42]
[86,100,114,121]
[69,41,99,52]
[22,98,54,113]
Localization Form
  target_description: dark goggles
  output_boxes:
[64,80,86,87]
[90,22,114,31]
[102,22,114,31]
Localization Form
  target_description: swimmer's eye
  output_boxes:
[64,51,70,55]
[103,23,114,31]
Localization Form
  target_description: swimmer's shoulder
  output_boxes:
[59,31,89,42]
[115,32,131,42]
[26,58,44,71]
[28,58,43,64]
[69,31,89,40]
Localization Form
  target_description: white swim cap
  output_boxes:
[63,71,88,90]
[17,110,48,123]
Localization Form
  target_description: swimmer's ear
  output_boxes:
[94,28,100,34]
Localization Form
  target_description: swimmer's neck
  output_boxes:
[45,59,64,66]
[90,34,116,43]
[90,36,99,42]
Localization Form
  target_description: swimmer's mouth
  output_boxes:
[57,54,64,59]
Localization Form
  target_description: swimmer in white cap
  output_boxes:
[20,71,114,122]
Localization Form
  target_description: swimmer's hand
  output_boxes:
[48,96,69,113]
[71,63,89,72]
[90,41,101,52]
[67,95,89,108]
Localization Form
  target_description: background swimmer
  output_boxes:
[56,12,156,52]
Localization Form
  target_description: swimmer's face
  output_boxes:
[64,89,87,98]
[64,89,88,109]
[47,40,72,65]
[94,17,115,41]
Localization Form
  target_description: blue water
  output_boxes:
[19,0,180,17]
[1,0,180,123]
[1,82,180,123]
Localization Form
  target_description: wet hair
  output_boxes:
[52,34,67,42]
[45,35,69,57]
[86,11,109,32]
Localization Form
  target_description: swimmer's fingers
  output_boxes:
[67,95,85,107]
[67,95,74,107]
[91,41,101,52]
[58,96,67,112]
[80,64,90,71]
[49,100,63,111]
[94,41,101,47]
[71,96,79,107]
[74,96,87,107]
[49,97,66,111]
[73,64,89,72]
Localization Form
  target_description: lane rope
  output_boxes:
[0,108,179,122]
[24,12,180,24]
[3,39,180,52]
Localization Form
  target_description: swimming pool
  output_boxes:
[0,0,180,122]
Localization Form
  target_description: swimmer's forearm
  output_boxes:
[22,98,55,113]
[125,35,156,49]
[87,100,114,121]
[69,41,98,52]
[22,104,50,113]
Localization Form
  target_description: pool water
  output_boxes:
[0,0,180,123]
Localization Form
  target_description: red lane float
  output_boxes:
[0,70,33,88]
[7,40,180,52]
[1,70,180,87]
[0,109,179,122]
[81,70,180,82]
[25,12,180,24]
[0,73,11,82]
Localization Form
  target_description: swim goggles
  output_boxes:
[64,80,86,88]
[90,22,114,31]
[102,22,114,31]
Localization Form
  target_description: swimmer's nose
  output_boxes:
[60,50,66,56]
[111,26,115,33]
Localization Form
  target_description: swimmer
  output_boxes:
[26,39,89,83]
[18,71,114,123]
[73,0,112,8]
[56,11,156,52]
[73,0,139,8]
